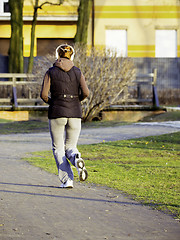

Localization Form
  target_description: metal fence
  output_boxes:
[133,58,180,90]
[0,56,179,107]
[0,55,179,89]
[0,73,41,108]
[0,70,159,109]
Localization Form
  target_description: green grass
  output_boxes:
[24,131,180,219]
[0,120,49,134]
[0,119,128,134]
[0,111,179,134]
[140,111,180,122]
[0,119,14,123]
[82,120,129,128]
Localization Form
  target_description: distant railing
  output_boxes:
[121,68,159,107]
[0,73,41,108]
[0,70,159,110]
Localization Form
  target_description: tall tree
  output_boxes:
[27,0,64,73]
[8,0,24,73]
[27,0,38,73]
[75,0,92,44]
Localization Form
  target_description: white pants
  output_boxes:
[49,118,81,183]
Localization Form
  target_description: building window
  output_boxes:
[155,30,177,57]
[0,0,10,14]
[4,1,9,12]
[0,38,10,55]
[106,29,127,57]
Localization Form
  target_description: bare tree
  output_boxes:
[8,0,94,74]
[28,0,64,73]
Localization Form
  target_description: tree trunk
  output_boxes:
[75,0,92,44]
[27,0,38,73]
[9,0,24,73]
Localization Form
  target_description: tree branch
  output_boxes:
[37,0,64,10]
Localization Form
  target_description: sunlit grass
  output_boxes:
[24,131,180,219]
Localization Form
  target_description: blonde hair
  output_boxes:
[56,44,75,60]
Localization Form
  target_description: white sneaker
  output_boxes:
[60,179,73,188]
[75,154,88,181]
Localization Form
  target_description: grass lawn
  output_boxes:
[0,110,180,134]
[24,131,180,219]
[0,120,49,134]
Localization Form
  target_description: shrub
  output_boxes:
[73,45,136,121]
[33,44,136,121]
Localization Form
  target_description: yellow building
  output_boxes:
[0,0,179,58]
[93,0,180,58]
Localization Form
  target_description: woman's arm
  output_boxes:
[40,71,51,104]
[79,73,89,101]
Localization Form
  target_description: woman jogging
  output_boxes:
[40,44,89,188]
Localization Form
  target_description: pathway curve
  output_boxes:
[0,122,180,239]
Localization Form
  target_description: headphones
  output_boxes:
[56,44,75,61]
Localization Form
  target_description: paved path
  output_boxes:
[0,122,180,240]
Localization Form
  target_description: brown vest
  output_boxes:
[48,66,82,119]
